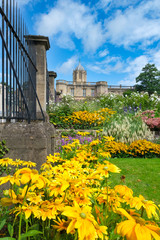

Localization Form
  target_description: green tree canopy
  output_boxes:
[135,63,160,95]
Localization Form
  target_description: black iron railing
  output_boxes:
[0,0,44,123]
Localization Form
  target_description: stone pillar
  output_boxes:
[96,81,108,95]
[25,35,50,112]
[48,71,57,102]
[56,80,67,98]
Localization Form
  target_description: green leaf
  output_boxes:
[7,224,13,237]
[21,230,42,239]
[0,238,16,240]
[28,224,39,231]
[0,219,6,231]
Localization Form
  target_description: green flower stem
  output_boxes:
[141,206,144,218]
[106,177,109,217]
[12,215,17,238]
[47,219,51,239]
[42,221,45,238]
[18,180,31,240]
[74,230,78,240]
[26,219,28,233]
[63,187,69,203]
[25,219,30,240]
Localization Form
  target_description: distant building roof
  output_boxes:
[75,62,85,71]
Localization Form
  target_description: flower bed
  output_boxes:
[50,108,115,129]
[0,137,160,240]
[58,135,160,158]
[139,110,160,131]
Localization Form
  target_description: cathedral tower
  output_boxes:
[73,62,87,83]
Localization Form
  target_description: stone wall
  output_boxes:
[0,122,55,169]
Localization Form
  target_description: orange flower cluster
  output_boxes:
[61,108,116,129]
[102,138,160,158]
[103,140,129,158]
[128,139,160,157]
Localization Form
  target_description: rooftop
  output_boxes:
[75,62,85,71]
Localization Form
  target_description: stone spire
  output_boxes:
[73,61,87,83]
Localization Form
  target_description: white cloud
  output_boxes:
[99,49,109,57]
[57,56,78,74]
[123,55,148,74]
[35,0,105,52]
[150,49,160,70]
[119,55,148,85]
[87,55,123,74]
[56,33,75,50]
[117,42,160,86]
[88,54,151,86]
[118,79,135,86]
[104,0,160,48]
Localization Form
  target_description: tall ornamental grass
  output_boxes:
[103,114,154,144]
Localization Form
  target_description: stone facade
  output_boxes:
[56,63,134,100]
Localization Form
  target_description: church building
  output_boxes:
[56,62,134,100]
[56,62,108,100]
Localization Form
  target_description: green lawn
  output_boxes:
[109,158,160,205]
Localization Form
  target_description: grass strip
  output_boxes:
[109,158,160,204]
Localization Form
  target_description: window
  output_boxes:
[71,88,74,96]
[91,89,95,97]
[83,88,86,97]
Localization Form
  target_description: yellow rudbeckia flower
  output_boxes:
[0,158,13,166]
[130,195,159,220]
[115,208,160,240]
[62,201,105,240]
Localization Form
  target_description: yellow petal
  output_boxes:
[25,210,32,219]
[67,219,76,234]
[21,174,30,184]
[135,224,151,240]
[1,197,13,206]
[116,208,134,220]
[150,230,160,240]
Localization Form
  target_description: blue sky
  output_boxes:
[16,0,160,86]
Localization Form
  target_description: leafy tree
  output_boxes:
[135,63,160,95]
[123,89,135,97]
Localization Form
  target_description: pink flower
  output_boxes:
[145,118,160,130]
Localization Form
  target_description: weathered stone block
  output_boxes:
[0,122,55,169]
